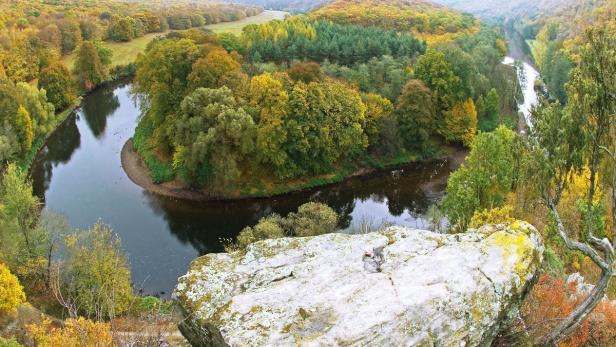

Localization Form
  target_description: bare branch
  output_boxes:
[547,200,611,271]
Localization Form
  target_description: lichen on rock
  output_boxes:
[174,222,543,346]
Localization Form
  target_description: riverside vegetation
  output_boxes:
[1,0,615,346]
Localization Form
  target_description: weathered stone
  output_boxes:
[174,222,543,346]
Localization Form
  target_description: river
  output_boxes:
[31,84,463,295]
[31,40,541,296]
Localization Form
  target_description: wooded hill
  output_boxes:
[311,0,480,43]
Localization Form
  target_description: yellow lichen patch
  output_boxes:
[486,228,535,281]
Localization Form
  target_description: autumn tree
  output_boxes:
[362,93,394,150]
[442,98,477,146]
[39,63,76,111]
[38,24,62,52]
[287,62,323,83]
[413,49,461,124]
[442,126,519,231]
[0,164,47,278]
[62,222,133,320]
[15,106,33,154]
[58,19,82,55]
[0,263,26,314]
[396,79,435,151]
[134,38,200,126]
[171,87,255,187]
[74,41,108,91]
[529,26,616,346]
[187,49,241,91]
[249,74,292,178]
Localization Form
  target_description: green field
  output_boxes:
[62,10,288,70]
[205,10,287,35]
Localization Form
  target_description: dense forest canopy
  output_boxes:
[0,0,262,165]
[311,0,480,43]
[129,0,518,197]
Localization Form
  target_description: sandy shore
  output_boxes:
[122,139,468,202]
[121,139,214,201]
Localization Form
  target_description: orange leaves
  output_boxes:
[522,274,616,347]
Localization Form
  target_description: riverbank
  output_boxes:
[122,138,466,202]
[17,97,83,172]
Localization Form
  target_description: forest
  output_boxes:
[0,0,615,346]
[131,3,516,197]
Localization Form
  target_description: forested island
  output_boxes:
[0,0,615,346]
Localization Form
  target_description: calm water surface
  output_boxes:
[32,83,463,295]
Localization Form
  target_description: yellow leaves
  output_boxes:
[0,262,26,315]
[443,98,477,147]
[311,0,480,43]
[469,205,515,229]
[15,105,33,154]
[28,317,113,347]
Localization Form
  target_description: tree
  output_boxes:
[362,93,394,149]
[63,222,133,320]
[134,38,200,126]
[38,24,62,52]
[15,82,56,137]
[482,88,499,121]
[107,17,135,42]
[0,263,26,314]
[58,19,82,55]
[187,49,241,91]
[442,98,477,146]
[39,63,76,111]
[396,79,435,151]
[0,164,46,278]
[530,26,616,346]
[442,126,519,231]
[74,41,107,91]
[287,62,323,83]
[249,74,291,178]
[171,87,255,187]
[14,106,33,154]
[413,48,461,123]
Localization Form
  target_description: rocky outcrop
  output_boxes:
[174,222,543,346]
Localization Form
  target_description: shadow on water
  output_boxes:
[31,82,463,295]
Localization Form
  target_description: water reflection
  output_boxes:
[82,87,120,138]
[31,82,462,295]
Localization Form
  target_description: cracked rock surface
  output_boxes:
[174,222,543,347]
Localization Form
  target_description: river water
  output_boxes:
[31,84,463,295]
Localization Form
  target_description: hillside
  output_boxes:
[229,0,328,13]
[433,0,599,18]
[311,0,479,43]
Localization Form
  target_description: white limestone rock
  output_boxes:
[174,222,543,347]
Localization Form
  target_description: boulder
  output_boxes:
[174,222,543,346]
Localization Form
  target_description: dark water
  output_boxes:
[32,83,463,295]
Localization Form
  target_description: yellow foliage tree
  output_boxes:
[15,105,33,154]
[469,205,515,229]
[443,98,477,147]
[28,317,112,347]
[0,263,26,314]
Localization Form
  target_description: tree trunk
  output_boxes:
[538,267,613,346]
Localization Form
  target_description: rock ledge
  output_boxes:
[175,222,543,346]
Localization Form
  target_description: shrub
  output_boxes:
[228,203,339,251]
[28,317,112,347]
[0,263,26,314]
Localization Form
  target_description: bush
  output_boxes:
[227,203,339,251]
[28,317,112,347]
[0,263,26,314]
[63,222,133,320]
